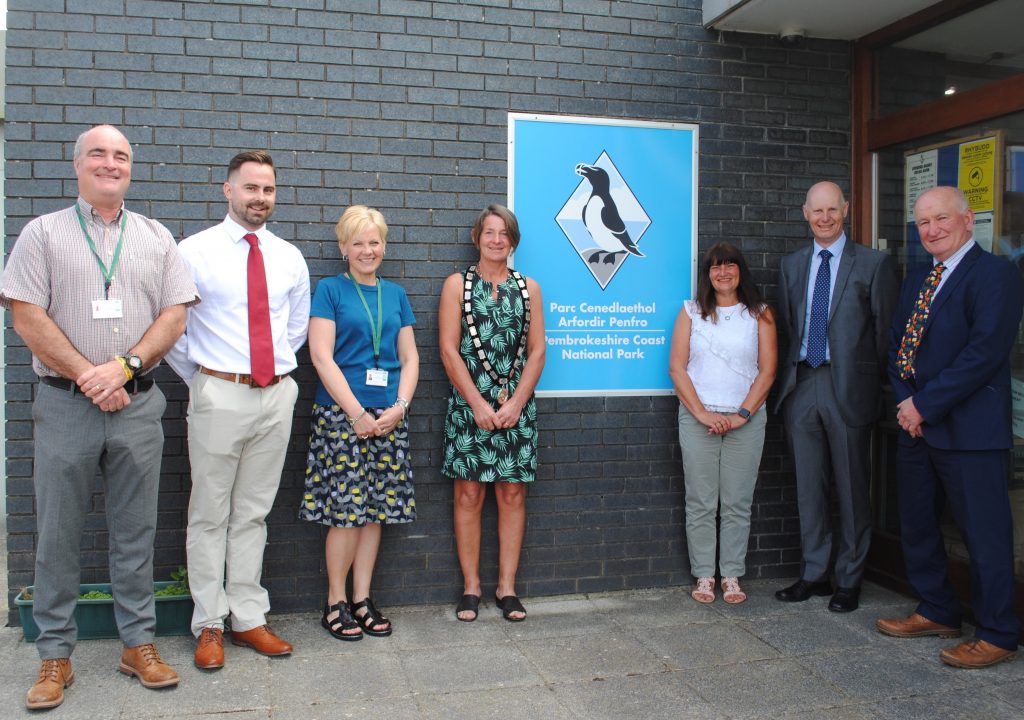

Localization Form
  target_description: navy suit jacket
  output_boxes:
[888,243,1023,451]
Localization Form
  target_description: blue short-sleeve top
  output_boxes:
[310,274,416,408]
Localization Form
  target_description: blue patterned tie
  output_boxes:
[805,248,832,368]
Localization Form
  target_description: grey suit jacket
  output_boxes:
[773,239,898,427]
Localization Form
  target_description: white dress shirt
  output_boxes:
[166,215,311,385]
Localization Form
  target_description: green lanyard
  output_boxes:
[348,274,383,366]
[76,205,127,299]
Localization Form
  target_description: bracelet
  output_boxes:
[114,356,134,380]
[394,396,410,418]
[348,408,367,425]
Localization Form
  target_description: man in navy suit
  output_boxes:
[877,186,1021,668]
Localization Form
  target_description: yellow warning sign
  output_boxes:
[958,138,995,212]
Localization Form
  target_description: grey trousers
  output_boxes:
[782,364,873,588]
[678,405,767,578]
[32,382,167,659]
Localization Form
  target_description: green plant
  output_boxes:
[19,566,190,602]
[154,566,190,597]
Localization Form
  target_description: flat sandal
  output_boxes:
[321,601,362,641]
[351,598,393,637]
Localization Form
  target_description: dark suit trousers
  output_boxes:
[783,364,873,588]
[896,441,1019,651]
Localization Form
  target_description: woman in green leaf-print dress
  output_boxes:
[439,205,546,623]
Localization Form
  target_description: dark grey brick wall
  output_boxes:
[4,0,851,621]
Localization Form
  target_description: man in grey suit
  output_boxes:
[773,181,898,612]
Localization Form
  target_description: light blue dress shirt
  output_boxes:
[932,238,975,297]
[799,233,847,362]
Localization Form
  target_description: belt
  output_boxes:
[199,366,287,387]
[40,375,154,395]
[798,361,830,369]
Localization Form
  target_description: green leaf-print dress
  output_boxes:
[441,270,538,483]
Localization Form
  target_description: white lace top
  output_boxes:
[684,300,759,412]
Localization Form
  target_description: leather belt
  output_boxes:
[40,375,154,395]
[199,366,287,388]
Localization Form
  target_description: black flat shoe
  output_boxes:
[321,601,363,641]
[828,586,860,613]
[351,598,393,637]
[495,595,527,622]
[456,594,480,622]
[775,579,833,602]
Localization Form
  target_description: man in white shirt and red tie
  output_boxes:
[166,151,310,670]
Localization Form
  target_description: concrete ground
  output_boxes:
[0,580,1021,719]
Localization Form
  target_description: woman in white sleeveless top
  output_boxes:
[669,243,777,604]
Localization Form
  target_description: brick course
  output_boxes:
[4,0,850,622]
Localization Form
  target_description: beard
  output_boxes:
[231,198,274,229]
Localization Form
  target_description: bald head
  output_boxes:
[802,181,849,247]
[73,125,133,214]
[74,124,132,163]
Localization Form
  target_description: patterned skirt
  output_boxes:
[298,403,416,528]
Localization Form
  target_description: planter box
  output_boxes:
[14,582,194,642]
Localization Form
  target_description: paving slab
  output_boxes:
[549,671,720,720]
[743,611,876,655]
[415,685,577,720]
[793,644,957,703]
[398,640,543,694]
[591,587,719,627]
[639,619,780,669]
[682,657,850,719]
[517,631,668,683]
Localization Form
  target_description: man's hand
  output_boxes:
[77,360,129,407]
[897,397,924,438]
[97,388,131,413]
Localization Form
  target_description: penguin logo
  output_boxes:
[574,163,644,264]
[555,151,651,289]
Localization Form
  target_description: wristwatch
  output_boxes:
[122,354,144,378]
[738,407,752,419]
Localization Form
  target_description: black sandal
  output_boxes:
[455,594,481,622]
[321,601,363,641]
[495,595,527,622]
[351,598,393,637]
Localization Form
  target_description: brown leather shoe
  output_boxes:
[940,639,1018,668]
[118,643,180,688]
[230,624,293,656]
[26,658,73,710]
[876,612,962,638]
[194,627,225,669]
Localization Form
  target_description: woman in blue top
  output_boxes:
[298,205,419,641]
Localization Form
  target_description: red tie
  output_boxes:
[244,233,275,387]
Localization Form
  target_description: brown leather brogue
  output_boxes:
[26,658,73,710]
[230,624,293,656]
[940,639,1018,668]
[118,643,180,688]
[194,627,225,669]
[876,612,962,638]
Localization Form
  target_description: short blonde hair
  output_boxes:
[335,205,388,250]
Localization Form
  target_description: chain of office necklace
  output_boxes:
[463,265,530,406]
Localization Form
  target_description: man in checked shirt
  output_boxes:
[1,124,199,710]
